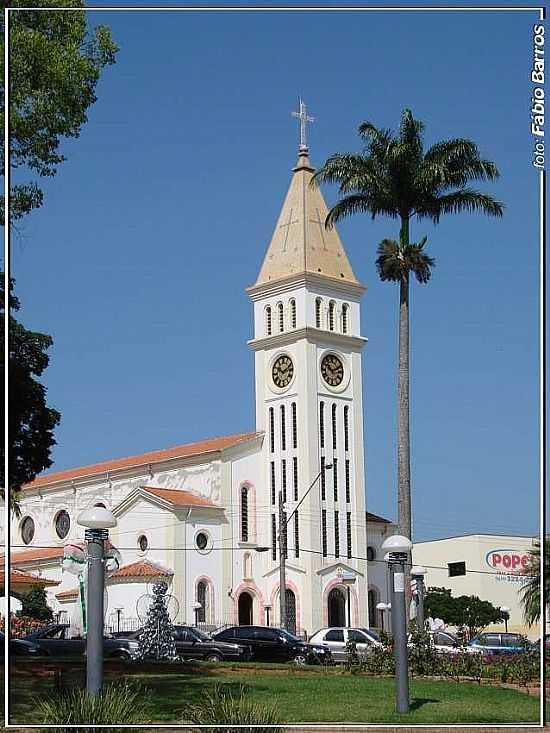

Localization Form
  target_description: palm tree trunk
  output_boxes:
[397,218,412,543]
[398,218,412,625]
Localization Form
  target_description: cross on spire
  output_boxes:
[292,98,315,151]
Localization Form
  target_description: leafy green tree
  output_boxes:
[17,584,53,622]
[1,276,60,514]
[425,586,504,639]
[313,110,504,545]
[519,539,549,626]
[0,0,117,224]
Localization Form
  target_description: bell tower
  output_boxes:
[247,103,369,631]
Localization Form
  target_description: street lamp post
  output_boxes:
[278,464,332,630]
[338,569,356,627]
[264,603,272,626]
[191,601,202,627]
[77,506,117,696]
[500,606,510,633]
[411,566,427,632]
[376,601,391,633]
[382,534,413,715]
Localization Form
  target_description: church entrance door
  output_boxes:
[328,587,346,627]
[238,591,253,625]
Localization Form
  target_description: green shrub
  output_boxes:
[35,682,150,733]
[184,683,283,731]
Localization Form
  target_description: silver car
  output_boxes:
[308,627,382,663]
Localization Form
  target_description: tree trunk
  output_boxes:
[397,218,412,543]
[397,218,412,624]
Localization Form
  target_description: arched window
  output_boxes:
[280,404,286,451]
[197,581,208,623]
[342,303,349,334]
[269,407,275,453]
[329,301,336,331]
[265,306,272,336]
[278,302,284,332]
[315,298,322,328]
[290,299,296,328]
[291,402,297,449]
[241,485,249,542]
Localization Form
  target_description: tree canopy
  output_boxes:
[425,586,504,639]
[1,276,61,513]
[17,584,53,622]
[519,539,549,626]
[0,0,117,224]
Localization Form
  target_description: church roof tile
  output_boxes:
[110,559,173,579]
[24,431,261,490]
[141,487,221,508]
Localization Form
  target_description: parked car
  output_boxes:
[407,630,461,655]
[467,632,530,656]
[212,625,332,665]
[121,625,251,662]
[0,631,43,660]
[24,623,139,659]
[308,627,382,663]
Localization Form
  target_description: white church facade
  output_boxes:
[7,136,396,638]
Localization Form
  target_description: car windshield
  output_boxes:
[278,629,301,643]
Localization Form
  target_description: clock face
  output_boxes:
[272,354,294,389]
[321,354,344,387]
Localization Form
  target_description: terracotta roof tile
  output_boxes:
[110,559,173,579]
[55,587,79,600]
[142,487,221,508]
[25,431,261,489]
[9,547,65,564]
[0,568,59,587]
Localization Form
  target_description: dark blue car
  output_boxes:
[468,632,530,655]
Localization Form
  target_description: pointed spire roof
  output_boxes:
[252,147,361,289]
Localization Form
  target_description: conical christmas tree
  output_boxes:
[134,581,178,661]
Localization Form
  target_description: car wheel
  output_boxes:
[111,650,131,660]
[293,653,308,666]
[206,652,222,663]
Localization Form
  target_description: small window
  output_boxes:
[346,512,352,558]
[138,534,148,552]
[367,546,376,561]
[195,531,210,552]
[197,581,207,623]
[270,461,276,505]
[319,401,325,448]
[278,302,284,332]
[334,510,339,558]
[241,486,249,542]
[20,516,35,545]
[271,514,277,560]
[290,299,296,328]
[291,403,297,449]
[281,459,287,503]
[342,304,349,334]
[332,404,337,449]
[294,511,299,558]
[269,407,275,453]
[55,510,70,539]
[344,406,350,451]
[280,405,286,451]
[328,301,336,331]
[266,306,272,336]
[94,502,106,509]
[321,456,326,500]
[448,561,466,577]
[315,298,322,328]
[321,509,327,557]
[325,629,344,642]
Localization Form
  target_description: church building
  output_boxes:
[7,119,396,637]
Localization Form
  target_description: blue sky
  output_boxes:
[10,7,541,542]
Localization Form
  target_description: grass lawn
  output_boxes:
[8,662,540,725]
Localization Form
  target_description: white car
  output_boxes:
[308,627,382,663]
[408,630,462,655]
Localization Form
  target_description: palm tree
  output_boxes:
[313,109,503,544]
[520,539,549,626]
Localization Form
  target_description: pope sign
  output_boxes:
[485,548,530,584]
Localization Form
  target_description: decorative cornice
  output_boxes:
[247,272,366,301]
[248,326,368,352]
[316,562,364,578]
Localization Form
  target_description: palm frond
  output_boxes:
[325,195,378,229]
[375,236,435,283]
[425,189,504,221]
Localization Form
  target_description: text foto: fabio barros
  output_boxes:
[532,24,545,169]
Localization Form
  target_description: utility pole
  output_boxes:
[278,490,287,630]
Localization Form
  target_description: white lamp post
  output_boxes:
[376,601,392,632]
[411,565,427,632]
[382,534,413,714]
[77,506,117,696]
[500,606,510,633]
[191,601,202,626]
